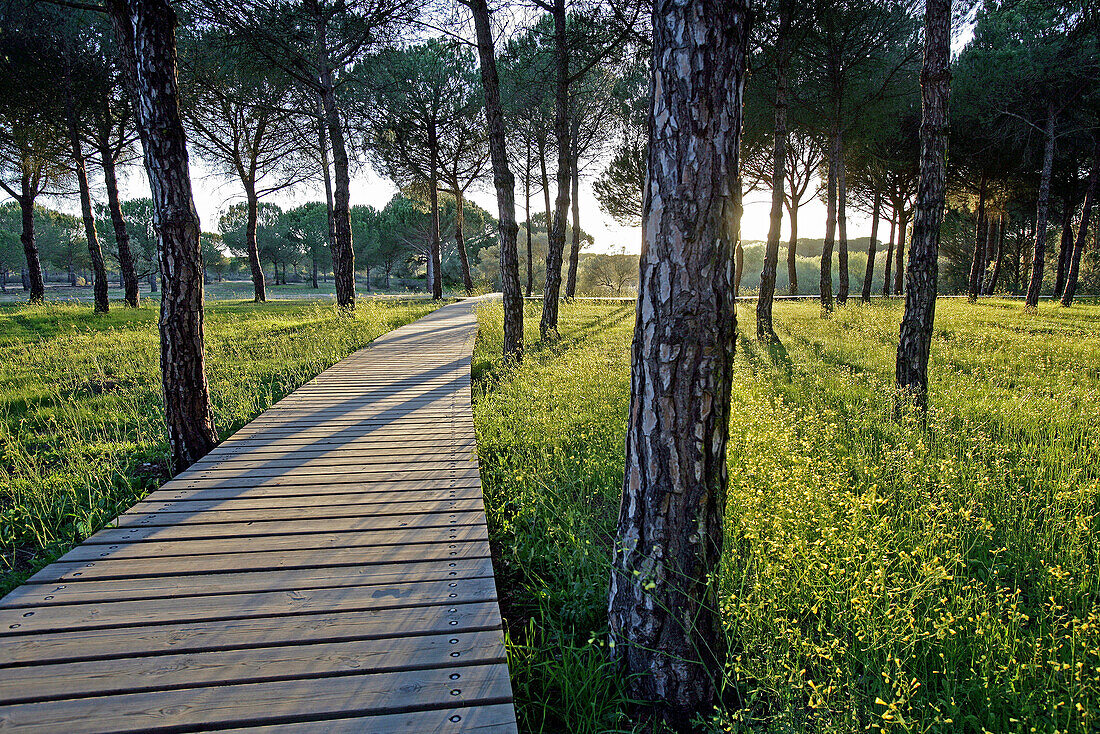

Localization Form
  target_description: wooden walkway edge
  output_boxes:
[0,297,519,733]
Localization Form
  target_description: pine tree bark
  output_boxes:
[455,188,474,294]
[316,21,355,311]
[894,209,908,295]
[787,200,799,295]
[540,0,571,339]
[883,212,895,296]
[757,12,788,339]
[1052,193,1074,299]
[428,124,443,300]
[968,174,987,302]
[244,184,266,302]
[982,213,998,295]
[469,0,522,361]
[862,191,881,302]
[895,0,950,410]
[1026,105,1056,309]
[608,0,750,727]
[525,136,534,296]
[101,147,139,307]
[987,213,1005,295]
[820,129,838,313]
[565,138,581,299]
[107,0,216,470]
[836,134,849,304]
[19,182,44,303]
[1062,152,1098,306]
[65,94,110,313]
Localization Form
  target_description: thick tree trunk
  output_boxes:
[894,210,908,295]
[66,107,110,313]
[820,129,838,313]
[539,136,553,238]
[862,191,881,302]
[317,96,336,255]
[883,212,896,296]
[102,149,139,307]
[428,128,443,300]
[470,0,522,360]
[1026,106,1057,309]
[608,0,750,728]
[895,0,949,409]
[244,185,266,302]
[786,201,799,295]
[19,181,44,303]
[836,134,849,304]
[107,0,216,469]
[455,188,473,294]
[1053,195,1074,299]
[1062,154,1098,306]
[968,174,987,302]
[539,0,571,340]
[565,141,581,298]
[757,22,787,339]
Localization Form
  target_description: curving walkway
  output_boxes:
[0,298,518,733]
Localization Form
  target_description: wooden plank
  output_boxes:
[168,467,481,490]
[0,577,499,636]
[0,664,513,734]
[0,630,505,705]
[129,486,485,511]
[1,558,495,608]
[218,703,518,734]
[134,480,485,503]
[111,498,483,526]
[194,444,478,465]
[54,524,487,562]
[24,539,492,583]
[177,460,477,481]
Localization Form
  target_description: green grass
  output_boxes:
[0,297,439,593]
[472,298,1100,734]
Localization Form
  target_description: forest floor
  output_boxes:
[472,298,1100,734]
[0,297,439,592]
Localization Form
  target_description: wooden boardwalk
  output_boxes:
[0,298,518,733]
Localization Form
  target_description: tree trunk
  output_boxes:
[565,137,581,298]
[895,0,949,410]
[982,213,998,295]
[820,128,838,313]
[317,26,355,311]
[66,102,109,313]
[862,190,881,302]
[539,0,571,340]
[987,213,1005,295]
[757,17,788,339]
[836,133,849,304]
[525,135,534,297]
[428,125,443,300]
[102,148,139,307]
[244,185,266,302]
[22,267,30,291]
[455,187,474,294]
[1026,105,1057,309]
[968,174,987,302]
[1052,194,1074,299]
[1062,153,1098,306]
[470,0,522,361]
[317,96,336,255]
[311,251,319,288]
[106,0,217,470]
[894,210,908,295]
[787,200,799,295]
[883,211,895,296]
[19,180,45,303]
[608,1,750,727]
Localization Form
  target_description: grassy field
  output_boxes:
[0,297,439,593]
[472,298,1100,734]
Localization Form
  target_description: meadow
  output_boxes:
[0,297,438,592]
[472,298,1100,734]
